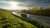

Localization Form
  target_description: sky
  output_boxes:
[0,0,48,10]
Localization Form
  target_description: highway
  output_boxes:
[12,11,50,28]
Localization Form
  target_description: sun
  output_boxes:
[9,1,18,10]
[9,1,26,10]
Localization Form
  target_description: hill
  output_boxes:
[0,9,37,28]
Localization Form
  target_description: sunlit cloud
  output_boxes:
[0,1,29,10]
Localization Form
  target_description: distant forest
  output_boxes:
[21,8,50,16]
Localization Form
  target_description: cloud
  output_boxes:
[0,0,48,9]
[16,0,48,8]
[0,1,10,8]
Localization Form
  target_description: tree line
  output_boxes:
[21,8,50,16]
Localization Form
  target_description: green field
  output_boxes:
[0,10,37,28]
